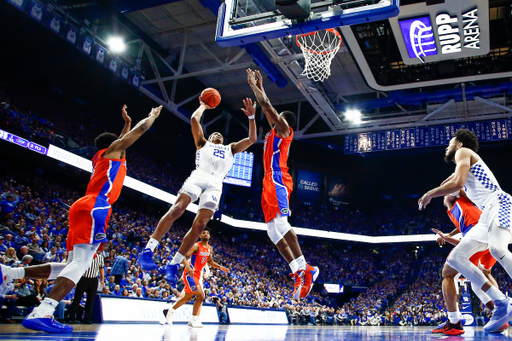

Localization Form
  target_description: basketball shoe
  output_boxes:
[160,263,180,287]
[138,249,159,271]
[490,322,510,333]
[160,309,174,325]
[484,297,512,332]
[431,321,448,333]
[22,313,73,333]
[300,265,319,298]
[188,316,203,328]
[442,321,465,335]
[291,270,305,299]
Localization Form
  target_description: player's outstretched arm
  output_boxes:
[432,228,460,246]
[418,148,471,210]
[191,101,212,149]
[247,69,290,135]
[207,248,229,273]
[104,105,162,158]
[119,105,132,138]
[231,98,257,154]
[181,244,199,274]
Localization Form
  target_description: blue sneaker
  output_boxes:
[484,297,512,332]
[22,314,73,333]
[164,263,180,287]
[138,249,158,271]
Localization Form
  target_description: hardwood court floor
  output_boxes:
[0,324,511,341]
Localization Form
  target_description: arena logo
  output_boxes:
[435,7,480,54]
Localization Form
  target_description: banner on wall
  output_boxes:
[29,0,44,21]
[48,14,62,33]
[96,45,107,64]
[82,36,93,55]
[66,25,78,45]
[327,175,349,205]
[295,169,322,205]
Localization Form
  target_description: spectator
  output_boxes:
[111,252,130,285]
[4,247,17,265]
[0,236,7,255]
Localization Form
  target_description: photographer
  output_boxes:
[214,296,228,324]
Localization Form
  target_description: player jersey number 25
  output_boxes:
[213,149,225,159]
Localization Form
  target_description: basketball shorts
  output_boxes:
[469,249,497,271]
[67,194,111,252]
[182,271,203,294]
[262,171,293,223]
[463,191,512,244]
[179,169,223,212]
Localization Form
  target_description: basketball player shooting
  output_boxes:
[139,97,256,285]
[0,104,162,333]
[161,228,228,328]
[247,68,319,299]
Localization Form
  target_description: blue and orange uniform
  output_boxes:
[262,128,294,223]
[183,242,211,293]
[67,148,127,251]
[447,196,496,270]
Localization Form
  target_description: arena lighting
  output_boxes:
[107,37,126,53]
[344,109,362,124]
[0,133,436,244]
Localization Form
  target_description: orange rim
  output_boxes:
[296,28,342,55]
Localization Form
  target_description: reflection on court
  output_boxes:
[1,324,512,341]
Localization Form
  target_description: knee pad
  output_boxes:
[267,219,283,244]
[49,263,67,280]
[58,244,98,284]
[267,215,292,245]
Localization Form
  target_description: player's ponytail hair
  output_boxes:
[94,132,118,150]
[281,111,297,129]
[454,129,479,152]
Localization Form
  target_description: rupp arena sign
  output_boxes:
[390,0,489,65]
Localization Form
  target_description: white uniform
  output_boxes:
[462,158,512,242]
[179,141,234,211]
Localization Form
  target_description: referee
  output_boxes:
[68,249,105,324]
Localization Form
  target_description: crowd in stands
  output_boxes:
[0,168,356,323]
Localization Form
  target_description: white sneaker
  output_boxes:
[165,311,174,325]
[188,319,203,328]
[485,297,512,332]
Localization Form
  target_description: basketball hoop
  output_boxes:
[296,28,342,82]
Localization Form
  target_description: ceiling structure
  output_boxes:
[53,0,512,142]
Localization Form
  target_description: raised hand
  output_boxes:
[246,68,258,88]
[150,105,163,118]
[199,99,214,110]
[254,70,263,89]
[122,104,131,123]
[241,98,256,118]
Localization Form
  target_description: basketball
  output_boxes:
[200,88,221,108]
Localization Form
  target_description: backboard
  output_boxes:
[215,0,400,47]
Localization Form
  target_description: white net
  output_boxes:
[296,29,342,82]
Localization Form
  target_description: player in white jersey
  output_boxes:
[139,97,257,284]
[419,129,512,332]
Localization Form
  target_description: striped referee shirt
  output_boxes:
[83,253,105,279]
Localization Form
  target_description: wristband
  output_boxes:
[248,115,255,120]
